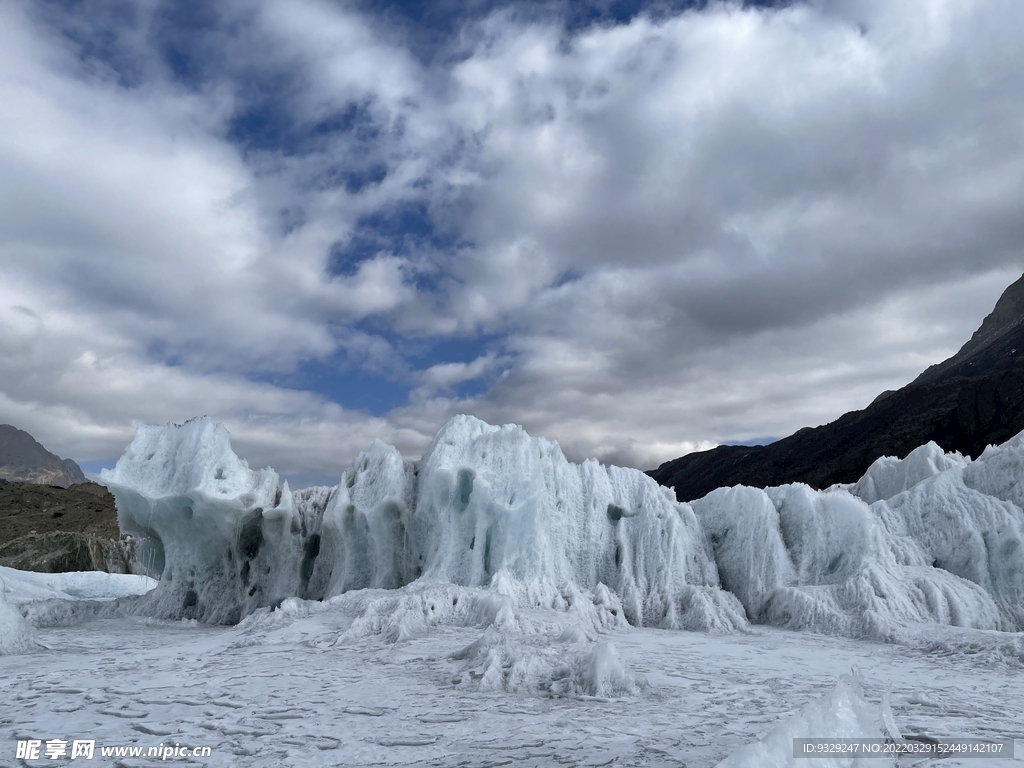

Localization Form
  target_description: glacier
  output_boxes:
[98,415,1024,642]
[100,416,746,630]
[3,416,1023,766]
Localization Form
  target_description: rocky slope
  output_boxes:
[650,273,1024,501]
[0,479,120,545]
[0,531,138,574]
[0,424,86,487]
[0,478,139,574]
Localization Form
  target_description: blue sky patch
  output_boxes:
[328,201,461,277]
[257,358,412,417]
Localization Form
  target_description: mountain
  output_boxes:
[0,424,87,487]
[650,273,1024,501]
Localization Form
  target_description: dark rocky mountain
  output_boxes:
[0,424,87,487]
[0,478,137,573]
[650,273,1024,501]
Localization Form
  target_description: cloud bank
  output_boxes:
[1,0,1022,480]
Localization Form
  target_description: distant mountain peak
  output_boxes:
[651,271,1024,501]
[967,272,1024,350]
[915,272,1024,385]
[0,424,86,487]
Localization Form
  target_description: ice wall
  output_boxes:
[0,576,37,655]
[692,438,1024,638]
[102,418,327,623]
[101,415,1024,637]
[103,416,745,629]
[693,482,1012,638]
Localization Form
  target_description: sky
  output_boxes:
[1,0,1023,485]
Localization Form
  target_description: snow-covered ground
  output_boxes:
[2,414,1023,766]
[1,589,1021,767]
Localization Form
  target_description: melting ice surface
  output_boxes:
[1,415,1021,767]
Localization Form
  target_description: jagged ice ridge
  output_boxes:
[99,415,1024,643]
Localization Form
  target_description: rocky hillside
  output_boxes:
[0,424,86,487]
[651,273,1024,501]
[0,479,119,545]
[0,478,139,574]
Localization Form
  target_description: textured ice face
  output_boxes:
[963,430,1024,509]
[405,417,740,630]
[0,576,37,655]
[102,415,745,630]
[850,442,969,505]
[100,415,1024,639]
[101,418,319,623]
[692,476,1019,638]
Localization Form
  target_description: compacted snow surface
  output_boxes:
[1,415,1023,766]
[1,605,1021,767]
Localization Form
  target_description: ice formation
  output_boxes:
[100,415,1024,641]
[452,629,643,697]
[0,565,156,606]
[716,672,901,768]
[101,416,745,630]
[0,565,157,633]
[0,574,37,655]
[848,441,969,505]
[692,480,1014,638]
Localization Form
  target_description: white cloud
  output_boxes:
[412,353,505,397]
[0,1,428,470]
[2,0,1023,477]
[411,0,1024,464]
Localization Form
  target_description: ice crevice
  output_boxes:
[96,415,1024,643]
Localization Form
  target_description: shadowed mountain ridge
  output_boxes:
[650,273,1024,501]
[0,424,86,487]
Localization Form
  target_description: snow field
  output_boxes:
[2,593,1020,767]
